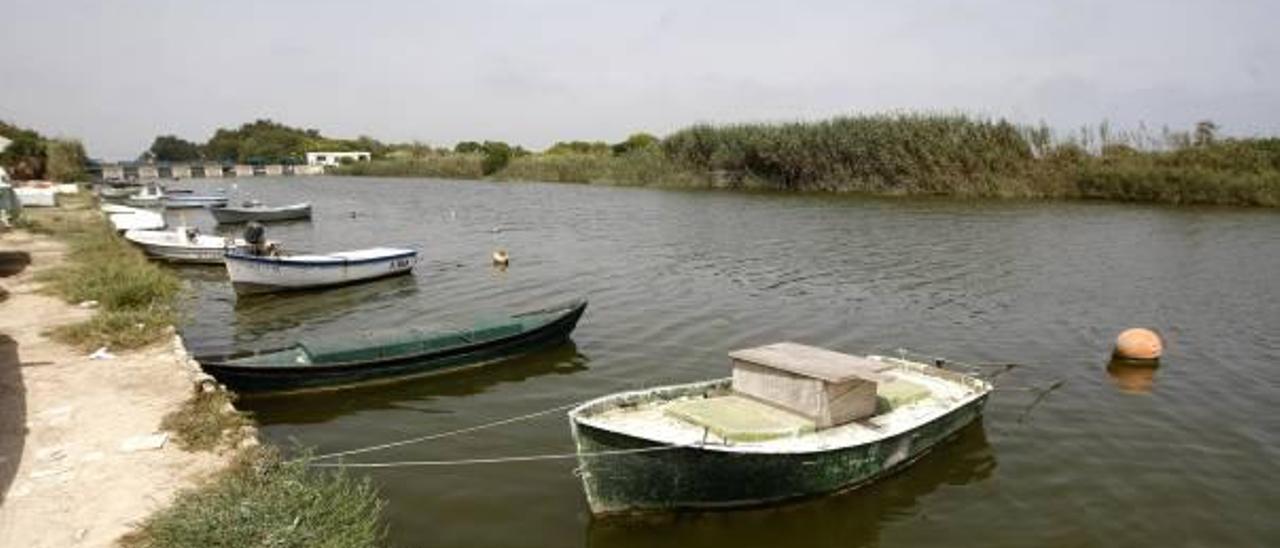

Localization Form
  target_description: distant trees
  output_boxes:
[137,120,400,164]
[454,141,483,154]
[480,141,513,175]
[547,140,610,155]
[1194,120,1219,147]
[147,135,204,162]
[611,133,659,155]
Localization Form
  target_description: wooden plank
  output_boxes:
[729,342,891,383]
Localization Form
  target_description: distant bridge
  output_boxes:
[87,162,325,181]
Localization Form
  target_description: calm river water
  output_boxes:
[174,176,1279,547]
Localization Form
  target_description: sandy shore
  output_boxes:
[0,229,231,547]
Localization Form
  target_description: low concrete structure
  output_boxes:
[101,165,125,180]
[263,164,283,175]
[305,151,371,167]
[170,164,192,179]
[233,165,254,177]
[138,165,159,179]
[203,164,224,178]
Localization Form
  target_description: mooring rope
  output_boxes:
[304,402,583,463]
[308,443,693,469]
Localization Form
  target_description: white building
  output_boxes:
[0,135,11,152]
[305,151,371,166]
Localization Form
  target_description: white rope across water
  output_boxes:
[308,444,692,469]
[304,402,583,463]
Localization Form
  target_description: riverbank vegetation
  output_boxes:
[144,119,388,164]
[0,120,89,181]
[161,388,253,452]
[22,195,179,350]
[332,115,1280,207]
[122,447,385,548]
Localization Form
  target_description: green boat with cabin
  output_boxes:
[568,342,992,515]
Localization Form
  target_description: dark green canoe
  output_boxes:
[198,299,586,394]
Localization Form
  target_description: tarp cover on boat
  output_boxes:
[298,319,528,364]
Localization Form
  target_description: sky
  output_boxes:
[2,0,1277,160]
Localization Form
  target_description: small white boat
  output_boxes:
[102,204,165,233]
[224,247,418,294]
[210,201,312,223]
[123,184,165,207]
[99,186,137,199]
[124,227,246,264]
[164,194,229,209]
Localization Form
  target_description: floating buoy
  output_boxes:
[492,249,509,266]
[1113,328,1162,361]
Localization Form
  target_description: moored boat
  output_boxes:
[210,201,312,223]
[196,298,588,393]
[163,194,229,208]
[122,183,165,207]
[99,185,137,199]
[124,227,246,264]
[103,204,165,233]
[568,343,993,515]
[224,246,418,294]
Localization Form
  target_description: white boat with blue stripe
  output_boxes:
[224,247,418,294]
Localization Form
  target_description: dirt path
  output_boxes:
[0,230,230,547]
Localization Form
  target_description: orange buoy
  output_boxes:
[1114,328,1162,361]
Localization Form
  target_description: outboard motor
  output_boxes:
[243,222,266,255]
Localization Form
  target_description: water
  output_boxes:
[174,176,1280,547]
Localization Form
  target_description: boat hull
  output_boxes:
[570,381,989,515]
[210,203,311,223]
[164,197,228,209]
[224,250,417,294]
[136,243,229,264]
[199,300,587,393]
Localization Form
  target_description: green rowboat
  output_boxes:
[198,299,587,394]
[569,353,991,515]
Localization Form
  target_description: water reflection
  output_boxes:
[240,342,589,424]
[1106,358,1160,394]
[584,422,996,548]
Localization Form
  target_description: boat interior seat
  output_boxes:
[664,395,816,443]
[875,378,932,414]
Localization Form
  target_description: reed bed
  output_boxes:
[335,114,1280,206]
[334,154,484,179]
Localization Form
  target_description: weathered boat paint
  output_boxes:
[569,360,991,515]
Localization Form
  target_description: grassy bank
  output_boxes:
[22,195,181,350]
[122,447,385,548]
[335,114,1280,207]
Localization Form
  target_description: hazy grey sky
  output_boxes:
[2,0,1277,159]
